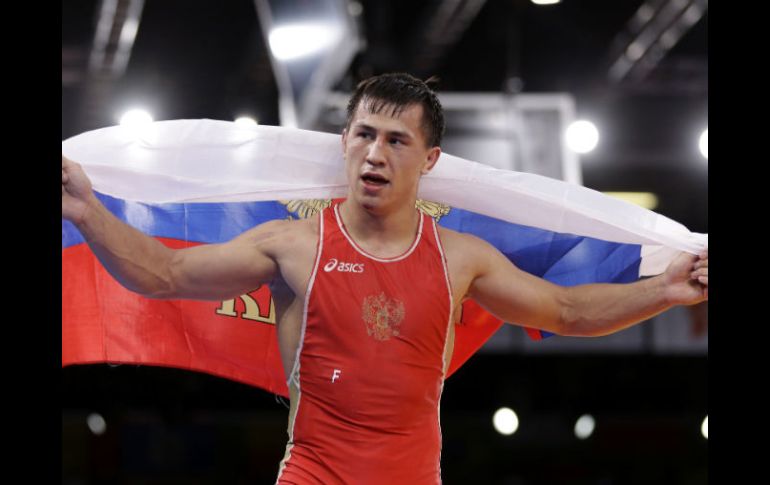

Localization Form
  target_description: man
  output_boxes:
[61,73,708,484]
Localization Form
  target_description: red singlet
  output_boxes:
[276,202,453,484]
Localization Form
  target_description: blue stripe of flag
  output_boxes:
[63,191,642,336]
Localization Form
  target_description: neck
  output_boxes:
[338,197,420,251]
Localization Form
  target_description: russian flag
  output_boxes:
[62,120,707,397]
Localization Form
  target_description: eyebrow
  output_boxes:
[354,123,414,141]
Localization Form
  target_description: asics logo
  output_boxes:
[323,258,365,273]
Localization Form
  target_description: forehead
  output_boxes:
[350,99,425,137]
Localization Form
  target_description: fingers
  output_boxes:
[62,155,79,170]
[690,267,708,279]
[696,249,709,289]
[62,155,80,186]
[690,265,708,289]
[692,248,708,270]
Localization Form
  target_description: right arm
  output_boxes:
[62,155,280,300]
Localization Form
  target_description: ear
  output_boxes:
[420,147,441,175]
[341,128,348,146]
[340,128,348,160]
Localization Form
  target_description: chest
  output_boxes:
[274,227,473,328]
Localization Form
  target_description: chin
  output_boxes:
[353,191,387,214]
[359,196,384,213]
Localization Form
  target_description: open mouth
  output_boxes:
[361,172,390,186]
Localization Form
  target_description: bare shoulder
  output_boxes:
[436,225,495,264]
[240,216,319,258]
[435,225,501,300]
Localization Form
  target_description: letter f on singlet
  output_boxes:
[331,369,341,383]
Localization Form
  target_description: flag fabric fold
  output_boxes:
[62,119,707,397]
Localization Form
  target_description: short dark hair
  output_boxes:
[346,73,445,148]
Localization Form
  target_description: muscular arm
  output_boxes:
[75,199,282,300]
[464,235,569,335]
[556,276,670,337]
[64,155,281,301]
[460,233,708,337]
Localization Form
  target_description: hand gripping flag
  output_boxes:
[62,119,707,397]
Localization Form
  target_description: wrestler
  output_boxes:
[62,73,708,484]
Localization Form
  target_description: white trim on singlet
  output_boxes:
[288,210,324,389]
[333,203,424,263]
[432,218,454,485]
[275,210,325,483]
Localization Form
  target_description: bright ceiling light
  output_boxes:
[566,120,599,154]
[87,413,107,436]
[699,129,708,159]
[235,116,258,127]
[119,109,153,130]
[493,407,520,436]
[574,414,596,440]
[268,23,341,61]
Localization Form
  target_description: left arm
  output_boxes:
[562,249,708,337]
[560,276,670,337]
[463,230,708,337]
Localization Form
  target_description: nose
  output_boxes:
[365,138,387,166]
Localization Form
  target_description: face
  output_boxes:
[341,99,441,215]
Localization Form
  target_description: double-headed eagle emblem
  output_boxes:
[281,199,451,221]
[361,292,406,341]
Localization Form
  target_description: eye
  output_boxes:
[358,131,374,139]
[389,138,403,145]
